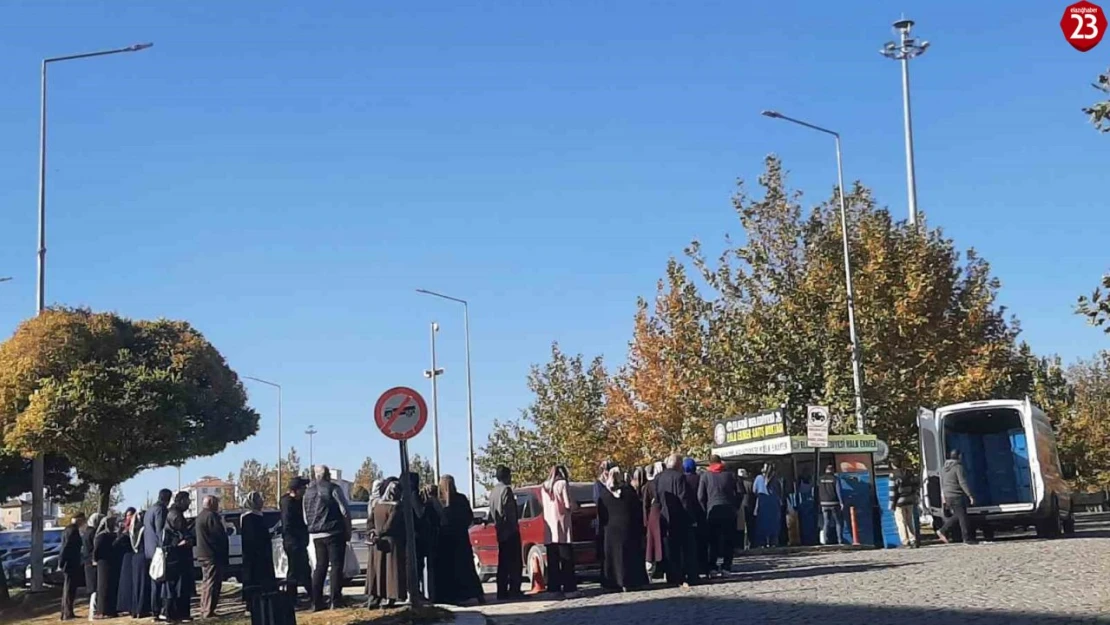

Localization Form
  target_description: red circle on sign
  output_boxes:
[1061,0,1106,52]
[374,386,429,441]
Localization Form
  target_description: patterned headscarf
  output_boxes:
[604,466,624,497]
[381,479,400,503]
[94,514,117,537]
[241,491,264,515]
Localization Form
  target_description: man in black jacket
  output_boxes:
[698,455,738,577]
[59,512,87,620]
[303,465,352,611]
[655,454,698,587]
[938,450,977,544]
[195,496,228,618]
[280,476,311,602]
[142,488,172,617]
[888,461,920,548]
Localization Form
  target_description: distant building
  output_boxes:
[1,492,60,530]
[184,476,236,517]
[332,469,353,501]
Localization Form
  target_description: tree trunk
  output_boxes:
[98,483,113,515]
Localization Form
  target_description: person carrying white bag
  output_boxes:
[302,465,354,611]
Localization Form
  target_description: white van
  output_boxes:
[917,398,1074,539]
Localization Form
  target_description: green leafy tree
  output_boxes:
[61,484,124,520]
[1077,273,1110,334]
[237,458,270,506]
[0,309,260,513]
[353,456,384,497]
[476,343,610,486]
[1083,69,1110,132]
[408,453,436,488]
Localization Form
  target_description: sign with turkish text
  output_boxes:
[713,409,787,447]
[714,435,794,458]
[790,435,878,454]
[1061,1,1106,52]
[806,405,830,448]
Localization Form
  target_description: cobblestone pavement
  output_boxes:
[461,514,1110,625]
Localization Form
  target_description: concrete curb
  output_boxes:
[441,605,490,625]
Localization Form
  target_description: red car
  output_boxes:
[470,482,599,584]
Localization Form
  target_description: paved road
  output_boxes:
[459,514,1110,625]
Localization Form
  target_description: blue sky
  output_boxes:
[1,1,1107,509]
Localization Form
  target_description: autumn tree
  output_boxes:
[642,156,1033,464]
[476,343,610,486]
[1055,352,1110,490]
[0,309,260,513]
[237,447,302,508]
[354,456,384,497]
[351,485,370,502]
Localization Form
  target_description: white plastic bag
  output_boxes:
[149,547,166,582]
[88,592,97,621]
[342,542,359,579]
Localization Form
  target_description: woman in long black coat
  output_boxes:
[432,475,484,605]
[116,508,138,616]
[161,492,195,622]
[240,491,278,608]
[597,467,649,592]
[82,514,101,608]
[367,480,407,608]
[93,516,123,618]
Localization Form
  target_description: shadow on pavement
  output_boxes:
[484,595,1096,625]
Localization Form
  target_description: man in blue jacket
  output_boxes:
[143,488,173,618]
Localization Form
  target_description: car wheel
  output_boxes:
[473,553,490,583]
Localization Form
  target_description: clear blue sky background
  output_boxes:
[0,1,1106,509]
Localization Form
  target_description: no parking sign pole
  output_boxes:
[375,386,429,606]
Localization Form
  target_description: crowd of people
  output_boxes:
[57,455,924,620]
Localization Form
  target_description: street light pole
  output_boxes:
[306,425,318,469]
[423,322,444,482]
[30,42,152,592]
[881,19,929,229]
[415,289,476,500]
[244,376,283,506]
[761,110,866,435]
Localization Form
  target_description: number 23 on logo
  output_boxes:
[1061,0,1107,52]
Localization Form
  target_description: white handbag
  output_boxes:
[149,528,167,582]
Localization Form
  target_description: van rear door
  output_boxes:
[917,407,943,515]
[1021,398,1046,506]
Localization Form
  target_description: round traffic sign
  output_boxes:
[374,386,429,441]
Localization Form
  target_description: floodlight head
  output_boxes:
[127,43,154,52]
[761,110,782,119]
[893,19,914,33]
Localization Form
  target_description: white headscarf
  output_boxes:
[241,491,264,517]
[604,466,624,498]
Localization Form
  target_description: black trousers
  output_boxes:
[940,497,974,543]
[312,535,346,609]
[663,527,698,585]
[544,543,576,594]
[495,535,522,598]
[707,506,737,572]
[283,542,311,599]
[61,572,81,619]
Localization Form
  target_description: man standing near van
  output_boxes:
[938,450,977,545]
[888,461,920,548]
[304,465,352,611]
[488,465,523,599]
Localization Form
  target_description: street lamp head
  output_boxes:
[432,322,440,332]
[127,43,154,52]
[761,110,782,119]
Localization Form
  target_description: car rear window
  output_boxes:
[570,484,595,504]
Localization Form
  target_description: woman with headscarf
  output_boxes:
[432,475,484,605]
[93,515,122,618]
[83,513,102,614]
[116,508,138,616]
[420,483,442,601]
[642,463,665,578]
[597,467,648,592]
[593,460,615,589]
[240,491,277,610]
[541,465,577,598]
[160,491,195,622]
[367,479,407,608]
[129,509,152,619]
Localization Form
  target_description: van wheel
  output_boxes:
[980,527,995,541]
[1037,498,1062,539]
[1063,513,1076,537]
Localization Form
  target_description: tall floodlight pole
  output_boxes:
[30,41,153,592]
[881,19,929,228]
[244,376,283,506]
[306,425,318,469]
[762,110,866,435]
[423,322,444,482]
[415,289,476,500]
